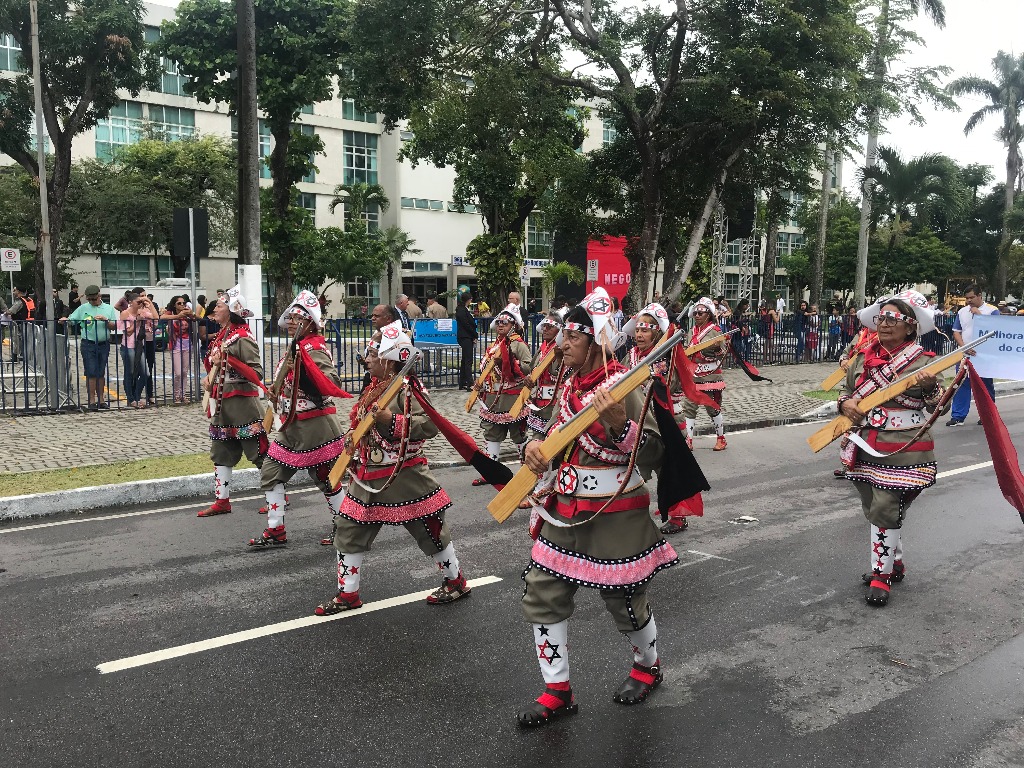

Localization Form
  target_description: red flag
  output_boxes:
[967,360,1024,522]
[670,335,719,410]
[298,346,353,398]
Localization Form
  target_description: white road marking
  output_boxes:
[97,575,504,674]
[937,461,994,479]
[0,488,321,534]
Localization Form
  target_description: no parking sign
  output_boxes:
[1,248,21,272]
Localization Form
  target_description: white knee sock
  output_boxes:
[264,483,287,528]
[486,440,501,460]
[623,615,659,667]
[533,620,569,684]
[870,525,897,575]
[893,530,904,564]
[214,465,232,500]
[685,418,695,440]
[432,543,461,580]
[325,486,344,516]
[337,552,364,593]
[712,413,724,437]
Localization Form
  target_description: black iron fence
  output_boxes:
[0,312,960,413]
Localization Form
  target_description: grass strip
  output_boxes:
[0,453,256,498]
[802,389,841,401]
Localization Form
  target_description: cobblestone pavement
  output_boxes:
[0,361,840,474]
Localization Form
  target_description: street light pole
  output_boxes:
[235,0,263,340]
[30,0,58,409]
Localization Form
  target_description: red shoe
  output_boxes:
[314,590,363,615]
[426,572,472,604]
[259,495,289,514]
[471,477,489,487]
[248,525,287,548]
[197,499,232,517]
[713,436,727,451]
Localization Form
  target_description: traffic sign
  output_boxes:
[586,259,599,281]
[520,264,530,287]
[1,248,21,272]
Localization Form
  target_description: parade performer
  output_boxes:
[249,290,352,549]
[524,310,565,438]
[470,303,533,485]
[832,325,877,478]
[517,288,682,727]
[315,322,475,613]
[837,291,946,607]
[197,285,268,517]
[681,297,729,451]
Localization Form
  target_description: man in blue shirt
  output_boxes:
[947,284,1000,426]
[59,285,117,411]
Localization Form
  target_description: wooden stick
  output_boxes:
[464,353,498,413]
[806,332,995,453]
[507,347,557,421]
[201,363,219,419]
[819,363,850,393]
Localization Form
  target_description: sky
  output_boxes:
[850,0,1024,193]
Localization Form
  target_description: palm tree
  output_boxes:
[377,226,421,303]
[329,182,390,228]
[948,51,1024,297]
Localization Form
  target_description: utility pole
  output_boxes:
[30,0,58,409]
[235,0,263,323]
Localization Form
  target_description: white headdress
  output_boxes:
[222,284,253,319]
[278,289,323,330]
[566,287,619,351]
[688,296,717,319]
[377,320,419,364]
[490,303,524,331]
[858,289,935,335]
[622,302,670,338]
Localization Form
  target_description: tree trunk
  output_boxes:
[996,148,1017,298]
[810,147,831,307]
[268,124,295,319]
[762,188,781,304]
[660,219,679,298]
[625,164,663,312]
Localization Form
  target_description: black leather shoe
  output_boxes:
[613,662,663,705]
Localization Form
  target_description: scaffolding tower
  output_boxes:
[709,204,760,302]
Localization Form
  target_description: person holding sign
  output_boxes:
[836,291,947,607]
[516,288,678,728]
[315,322,472,614]
[196,286,268,518]
[946,284,999,427]
[249,291,352,549]
[470,303,533,486]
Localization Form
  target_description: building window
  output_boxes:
[726,240,741,267]
[342,98,375,124]
[299,123,317,184]
[299,104,314,115]
[298,192,316,226]
[0,33,22,72]
[95,101,144,161]
[601,116,617,146]
[101,254,151,286]
[144,27,188,96]
[447,202,479,214]
[342,130,378,185]
[362,203,379,232]
[401,197,445,210]
[148,105,195,141]
[259,119,272,180]
[775,232,806,267]
[526,213,553,260]
[413,261,445,272]
[346,277,380,310]
[723,273,740,301]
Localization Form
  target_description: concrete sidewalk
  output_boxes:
[2,360,840,474]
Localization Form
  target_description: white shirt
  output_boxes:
[776,297,787,314]
[954,302,999,343]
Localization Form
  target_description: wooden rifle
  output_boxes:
[465,351,499,413]
[819,332,875,391]
[263,324,304,432]
[487,329,685,523]
[685,328,737,357]
[328,350,422,489]
[202,363,219,419]
[806,331,996,453]
[507,346,557,421]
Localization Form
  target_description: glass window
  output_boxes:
[448,202,479,214]
[429,199,444,211]
[0,33,23,72]
[299,123,317,184]
[399,130,414,142]
[601,116,617,146]
[101,254,150,286]
[144,27,188,96]
[414,198,429,210]
[726,241,741,267]
[298,192,316,226]
[723,273,740,301]
[342,130,378,185]
[400,197,415,209]
[362,203,379,232]
[259,119,272,180]
[342,98,375,124]
[95,101,144,161]
[300,104,314,115]
[526,213,553,260]
[147,104,195,141]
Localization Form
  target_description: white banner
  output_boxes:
[971,315,1024,380]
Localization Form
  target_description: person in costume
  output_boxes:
[832,323,878,479]
[517,287,679,727]
[314,321,472,614]
[249,290,352,549]
[680,297,729,451]
[525,310,566,438]
[837,290,946,607]
[197,286,268,517]
[471,303,533,486]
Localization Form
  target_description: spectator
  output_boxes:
[395,294,414,328]
[476,299,491,317]
[426,293,448,319]
[59,285,116,410]
[195,295,207,320]
[794,299,809,362]
[757,300,779,364]
[827,306,843,360]
[162,295,195,404]
[947,284,999,427]
[730,298,752,361]
[118,292,158,408]
[8,287,29,362]
[114,288,145,313]
[806,304,820,361]
[216,288,226,300]
[507,290,522,307]
[611,296,624,331]
[68,283,81,314]
[405,295,423,320]
[776,294,787,315]
[841,305,858,347]
[455,290,478,390]
[198,299,221,359]
[713,295,731,331]
[998,300,1011,315]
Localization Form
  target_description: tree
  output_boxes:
[948,51,1024,298]
[158,0,346,315]
[377,226,420,303]
[0,0,158,305]
[0,165,72,290]
[853,0,954,307]
[539,261,583,295]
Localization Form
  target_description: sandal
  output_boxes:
[426,573,471,604]
[516,686,578,727]
[865,575,891,606]
[613,662,663,705]
[861,561,905,585]
[659,519,687,535]
[833,468,846,478]
[319,534,334,546]
[471,477,489,487]
[313,591,363,616]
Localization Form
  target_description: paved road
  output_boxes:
[0,361,838,473]
[2,394,1024,767]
